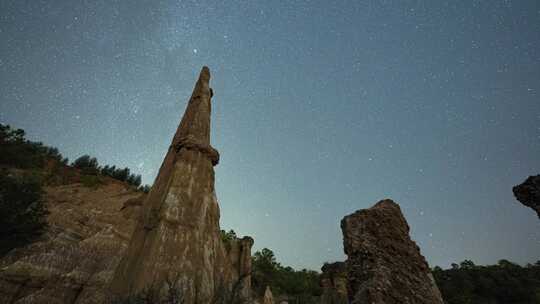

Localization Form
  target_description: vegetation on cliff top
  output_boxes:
[0,123,150,256]
[0,123,150,191]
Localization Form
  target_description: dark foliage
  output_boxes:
[138,184,152,193]
[220,229,237,243]
[0,124,67,169]
[1,124,146,189]
[433,259,540,304]
[100,164,142,187]
[73,154,100,175]
[0,170,48,256]
[251,248,321,303]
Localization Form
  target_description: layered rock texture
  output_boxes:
[110,66,251,303]
[320,262,348,304]
[0,181,144,303]
[341,199,443,304]
[513,175,540,219]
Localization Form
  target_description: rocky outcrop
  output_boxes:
[320,262,347,304]
[110,67,251,303]
[262,286,274,304]
[0,181,144,304]
[226,236,254,302]
[341,199,444,304]
[513,175,540,219]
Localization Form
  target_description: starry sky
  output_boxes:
[1,1,539,270]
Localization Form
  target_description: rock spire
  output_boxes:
[110,67,246,303]
[341,199,444,304]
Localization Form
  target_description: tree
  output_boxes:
[251,248,321,302]
[220,229,237,243]
[460,260,475,270]
[112,167,130,182]
[139,184,151,193]
[433,259,540,304]
[0,170,48,256]
[73,155,99,175]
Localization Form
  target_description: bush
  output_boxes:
[0,170,48,256]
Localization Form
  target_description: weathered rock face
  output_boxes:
[513,175,540,219]
[0,181,144,304]
[110,67,250,303]
[341,199,444,304]
[226,236,254,302]
[320,262,348,304]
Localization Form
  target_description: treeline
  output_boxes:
[0,124,150,192]
[251,247,321,303]
[0,124,68,168]
[433,259,540,304]
[71,154,150,191]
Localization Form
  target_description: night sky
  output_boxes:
[1,1,539,270]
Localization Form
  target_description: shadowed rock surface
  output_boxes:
[110,66,252,303]
[513,175,540,219]
[320,262,348,304]
[341,199,443,304]
[0,181,144,304]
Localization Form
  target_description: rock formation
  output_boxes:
[0,181,144,304]
[262,286,274,304]
[320,262,348,304]
[341,199,443,304]
[226,236,254,302]
[110,66,250,303]
[513,175,540,219]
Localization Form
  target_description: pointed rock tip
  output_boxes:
[199,66,210,82]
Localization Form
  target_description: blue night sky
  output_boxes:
[1,1,539,270]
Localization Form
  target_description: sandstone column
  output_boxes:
[110,67,232,303]
[341,199,444,304]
